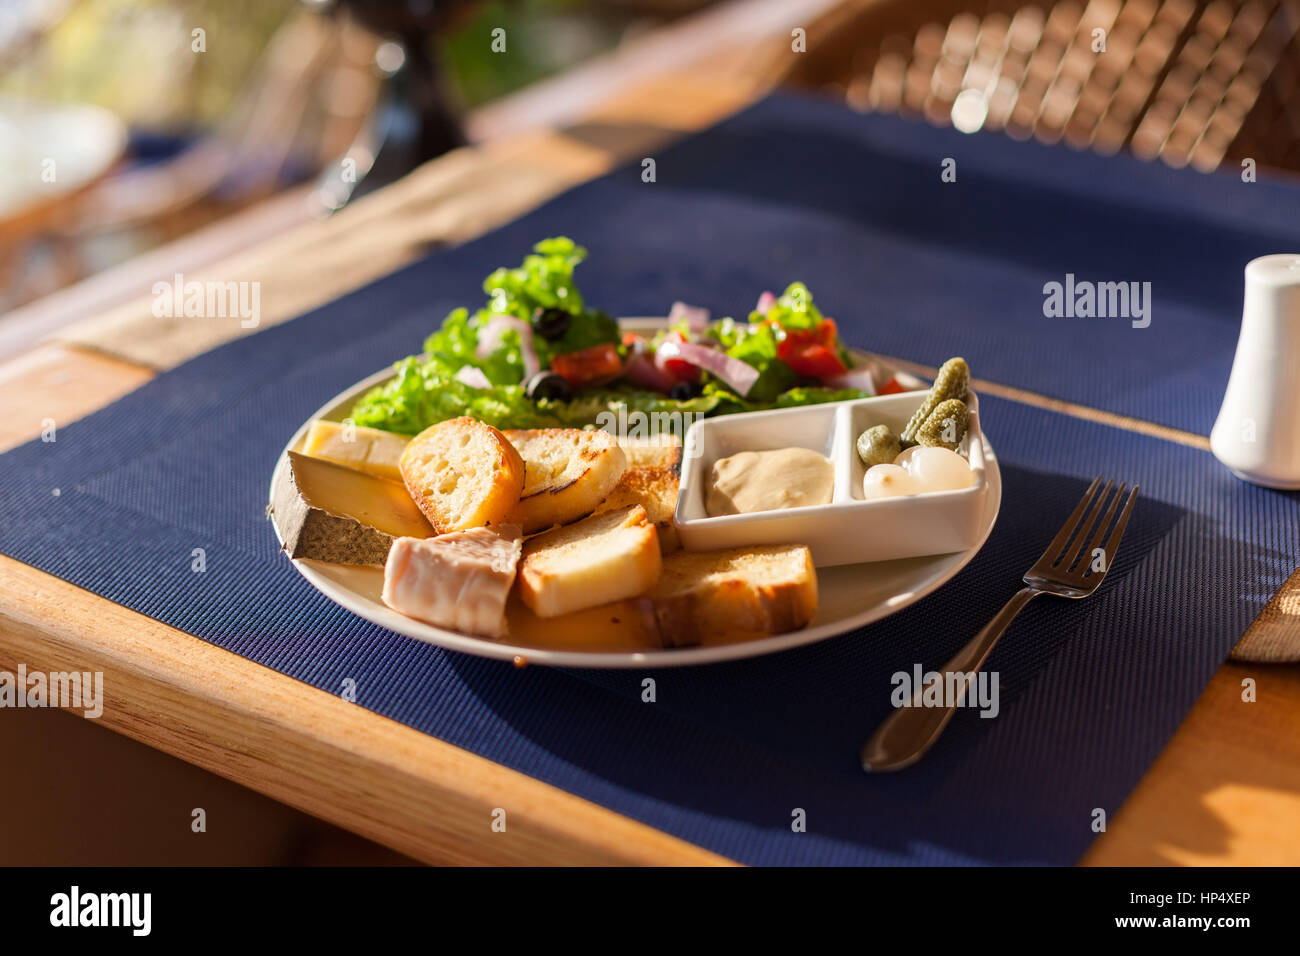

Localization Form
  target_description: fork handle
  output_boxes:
[861,588,1040,772]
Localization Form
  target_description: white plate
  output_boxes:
[269,321,1002,668]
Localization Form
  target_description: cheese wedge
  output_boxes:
[382,525,523,638]
[301,420,410,483]
[273,451,432,567]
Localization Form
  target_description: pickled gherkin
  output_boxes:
[856,424,900,468]
[916,398,969,450]
[900,357,970,446]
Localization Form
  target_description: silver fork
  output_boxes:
[860,477,1139,772]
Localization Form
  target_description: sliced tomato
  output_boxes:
[774,317,848,379]
[774,327,813,352]
[551,343,623,388]
[876,376,908,395]
[782,343,847,379]
[777,319,847,378]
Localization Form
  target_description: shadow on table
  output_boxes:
[439,465,1294,864]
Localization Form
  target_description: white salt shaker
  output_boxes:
[1211,254,1300,489]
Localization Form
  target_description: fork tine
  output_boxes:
[1074,482,1126,576]
[1060,479,1114,572]
[1034,477,1101,568]
[1099,485,1139,571]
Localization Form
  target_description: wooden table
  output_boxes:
[2,0,1298,866]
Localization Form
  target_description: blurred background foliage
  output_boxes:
[445,0,627,107]
[2,0,712,130]
[0,0,718,312]
[2,0,294,129]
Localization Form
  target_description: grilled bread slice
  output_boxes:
[517,505,662,617]
[504,428,627,533]
[636,544,817,647]
[399,417,525,533]
[594,433,682,551]
[615,433,683,473]
[594,465,681,553]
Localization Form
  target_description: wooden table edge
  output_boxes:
[0,555,733,866]
[4,545,1298,865]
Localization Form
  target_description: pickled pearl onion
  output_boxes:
[899,445,974,492]
[863,463,923,499]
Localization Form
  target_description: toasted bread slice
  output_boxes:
[399,417,525,533]
[594,465,681,553]
[504,428,627,533]
[518,505,662,617]
[636,544,817,647]
[615,433,682,474]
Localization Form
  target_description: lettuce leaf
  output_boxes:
[757,281,823,329]
[701,381,868,415]
[549,387,722,426]
[351,360,727,435]
[351,358,558,433]
[482,236,587,319]
[349,241,866,434]
[418,239,619,387]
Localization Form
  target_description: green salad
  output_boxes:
[350,237,888,435]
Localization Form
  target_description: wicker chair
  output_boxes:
[779,0,1300,173]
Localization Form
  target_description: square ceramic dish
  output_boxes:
[674,391,989,566]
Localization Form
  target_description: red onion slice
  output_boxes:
[475,314,540,379]
[755,291,777,316]
[454,365,492,389]
[667,301,709,334]
[657,340,760,397]
[826,364,876,395]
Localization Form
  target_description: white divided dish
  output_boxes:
[675,391,989,566]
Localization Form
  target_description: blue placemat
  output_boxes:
[552,95,1300,437]
[5,93,1299,865]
